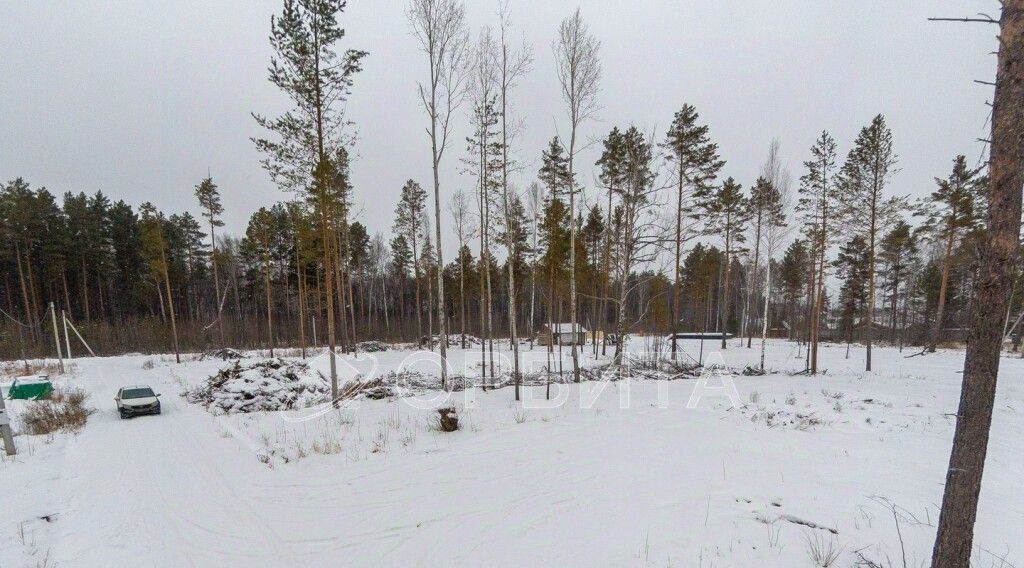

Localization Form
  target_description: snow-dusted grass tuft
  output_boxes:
[432,406,459,432]
[804,531,843,567]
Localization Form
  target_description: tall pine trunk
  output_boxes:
[161,247,180,364]
[672,167,683,360]
[210,221,224,346]
[932,5,1024,564]
[263,254,274,357]
[930,229,957,352]
[865,199,878,371]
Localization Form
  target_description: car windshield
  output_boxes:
[122,387,155,399]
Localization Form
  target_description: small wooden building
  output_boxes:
[537,323,588,346]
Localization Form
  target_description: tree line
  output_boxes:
[1,112,1009,366]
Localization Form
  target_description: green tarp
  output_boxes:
[7,376,53,400]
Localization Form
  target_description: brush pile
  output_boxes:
[188,359,329,414]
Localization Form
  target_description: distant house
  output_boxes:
[667,331,734,340]
[537,323,587,346]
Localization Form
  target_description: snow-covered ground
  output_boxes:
[2,339,1022,567]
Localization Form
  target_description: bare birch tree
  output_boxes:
[464,26,500,386]
[408,0,470,389]
[755,167,790,370]
[554,8,600,382]
[743,141,787,349]
[527,180,544,350]
[609,127,662,365]
[448,189,474,349]
[495,0,533,400]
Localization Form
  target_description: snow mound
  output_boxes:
[187,359,329,414]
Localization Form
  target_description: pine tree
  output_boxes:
[538,138,574,369]
[918,155,984,351]
[779,239,808,340]
[838,115,904,371]
[660,104,724,359]
[245,207,277,356]
[195,176,226,345]
[254,0,367,401]
[394,180,428,341]
[138,203,180,363]
[596,128,625,354]
[699,176,750,348]
[834,235,871,351]
[798,131,839,373]
[878,220,917,343]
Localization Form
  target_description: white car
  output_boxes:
[115,385,162,419]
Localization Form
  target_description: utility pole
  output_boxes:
[62,309,72,359]
[0,393,15,456]
[49,302,65,374]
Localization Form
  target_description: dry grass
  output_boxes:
[805,531,843,567]
[20,387,95,435]
[1,360,74,379]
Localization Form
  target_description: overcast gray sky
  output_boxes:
[0,1,999,254]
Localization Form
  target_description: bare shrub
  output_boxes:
[434,407,459,432]
[20,387,94,435]
[1,360,70,378]
[141,359,155,370]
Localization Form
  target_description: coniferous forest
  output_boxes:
[0,121,1007,361]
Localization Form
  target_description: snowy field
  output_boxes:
[2,339,1022,567]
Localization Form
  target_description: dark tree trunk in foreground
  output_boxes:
[932,4,1024,565]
